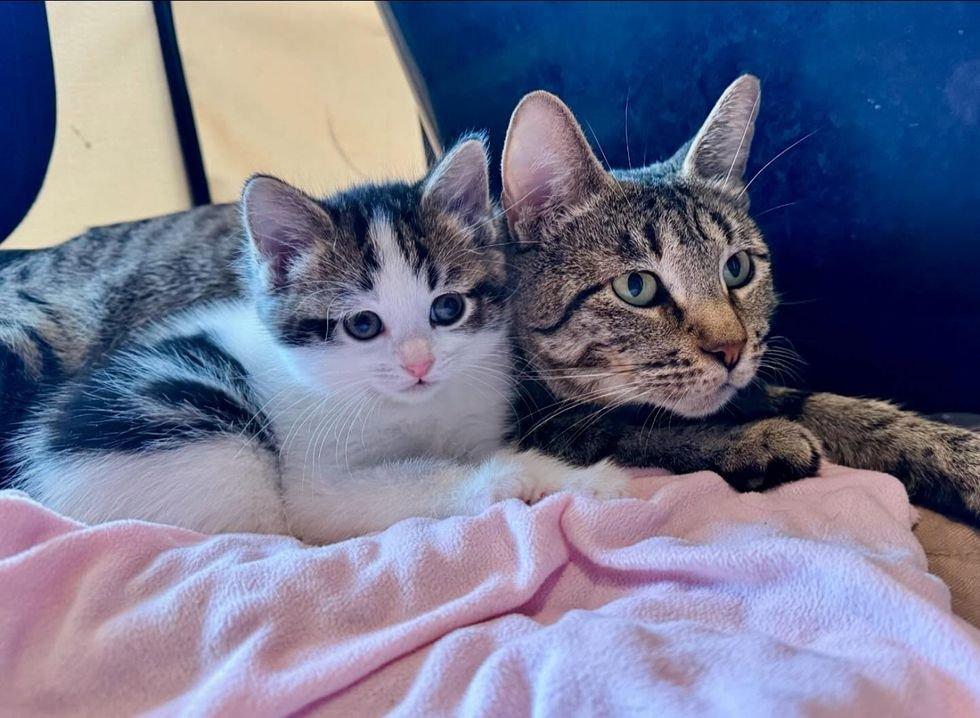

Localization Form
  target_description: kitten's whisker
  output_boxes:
[497,184,548,229]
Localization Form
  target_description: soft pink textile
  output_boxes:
[1,465,979,717]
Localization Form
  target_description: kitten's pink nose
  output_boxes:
[399,337,435,380]
[403,358,434,380]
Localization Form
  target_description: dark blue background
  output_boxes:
[0,2,55,244]
[387,0,980,413]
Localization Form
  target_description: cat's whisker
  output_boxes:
[624,87,633,170]
[557,382,645,447]
[724,88,760,186]
[585,119,636,211]
[520,383,645,438]
[753,200,801,218]
[736,128,821,201]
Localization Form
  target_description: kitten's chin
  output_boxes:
[383,380,444,404]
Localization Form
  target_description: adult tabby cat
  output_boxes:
[502,75,980,524]
[8,139,628,542]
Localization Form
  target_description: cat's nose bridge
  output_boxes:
[686,301,747,369]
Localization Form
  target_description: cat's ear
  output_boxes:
[241,175,333,284]
[422,137,491,226]
[681,74,761,189]
[502,90,610,238]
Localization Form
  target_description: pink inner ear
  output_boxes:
[423,140,490,225]
[503,93,606,229]
[503,155,560,223]
[243,176,321,281]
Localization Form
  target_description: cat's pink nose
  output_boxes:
[403,358,434,380]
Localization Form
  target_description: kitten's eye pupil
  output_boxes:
[430,293,465,326]
[344,311,383,340]
[722,250,753,288]
[627,272,644,297]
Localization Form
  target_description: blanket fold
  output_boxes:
[1,464,978,717]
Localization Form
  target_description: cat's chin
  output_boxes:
[668,383,740,418]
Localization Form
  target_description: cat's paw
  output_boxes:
[464,449,632,511]
[906,424,980,523]
[718,418,823,492]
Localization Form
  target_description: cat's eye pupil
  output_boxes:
[344,311,383,340]
[611,270,659,307]
[726,255,742,277]
[723,250,753,288]
[627,272,644,297]
[430,293,465,326]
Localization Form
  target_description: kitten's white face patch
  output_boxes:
[285,214,504,404]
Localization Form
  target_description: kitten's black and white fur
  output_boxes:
[502,76,980,524]
[10,139,628,542]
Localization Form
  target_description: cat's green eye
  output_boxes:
[344,311,383,341]
[611,271,659,307]
[723,251,753,288]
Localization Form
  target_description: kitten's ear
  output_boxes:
[681,74,761,188]
[241,175,333,284]
[422,137,491,226]
[502,91,610,237]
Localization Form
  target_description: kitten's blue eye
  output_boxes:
[612,271,659,307]
[343,311,383,340]
[430,293,466,326]
[723,251,753,288]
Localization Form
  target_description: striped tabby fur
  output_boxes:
[502,76,980,525]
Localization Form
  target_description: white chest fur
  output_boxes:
[206,306,514,487]
[263,372,511,485]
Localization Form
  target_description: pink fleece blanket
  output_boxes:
[2,465,979,717]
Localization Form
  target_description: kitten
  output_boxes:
[0,196,245,483]
[11,139,628,543]
[501,76,980,525]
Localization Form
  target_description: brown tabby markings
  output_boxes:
[503,76,980,525]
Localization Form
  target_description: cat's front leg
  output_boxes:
[613,418,823,491]
[757,386,980,524]
[517,399,823,491]
[283,450,632,544]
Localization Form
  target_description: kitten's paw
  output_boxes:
[551,459,633,502]
[464,450,632,511]
[718,418,823,492]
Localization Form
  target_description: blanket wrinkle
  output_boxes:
[1,465,979,718]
